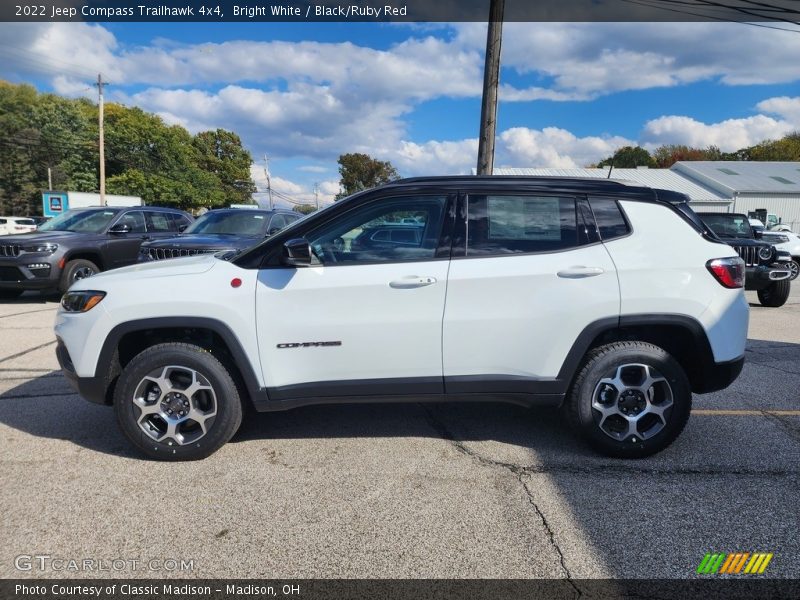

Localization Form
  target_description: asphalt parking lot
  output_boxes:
[0,287,798,580]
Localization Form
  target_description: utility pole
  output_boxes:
[263,154,274,210]
[476,0,505,176]
[95,73,108,205]
[47,167,52,191]
[313,182,320,211]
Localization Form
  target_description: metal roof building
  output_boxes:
[490,167,733,211]
[671,161,800,230]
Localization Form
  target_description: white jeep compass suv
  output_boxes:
[54,177,748,460]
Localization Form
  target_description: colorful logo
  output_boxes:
[697,552,773,575]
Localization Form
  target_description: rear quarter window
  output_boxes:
[588,198,631,241]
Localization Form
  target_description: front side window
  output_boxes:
[115,211,146,233]
[466,195,578,256]
[268,214,286,234]
[307,195,447,264]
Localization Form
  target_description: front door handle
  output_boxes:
[389,276,437,289]
[557,266,605,279]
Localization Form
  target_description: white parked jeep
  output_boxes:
[55,177,749,460]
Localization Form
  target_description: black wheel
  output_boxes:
[59,258,99,293]
[788,259,799,281]
[114,343,243,461]
[566,341,692,458]
[0,289,23,300]
[757,279,790,307]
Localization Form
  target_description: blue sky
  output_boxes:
[1,21,799,206]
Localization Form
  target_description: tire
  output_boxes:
[113,343,243,461]
[0,290,23,300]
[59,258,99,294]
[757,279,791,307]
[566,341,692,459]
[788,259,799,281]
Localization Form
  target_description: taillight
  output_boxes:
[706,257,745,289]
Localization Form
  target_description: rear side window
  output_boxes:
[588,198,630,241]
[466,195,578,256]
[145,211,173,233]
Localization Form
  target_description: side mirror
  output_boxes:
[753,229,763,239]
[108,223,131,234]
[268,227,281,236]
[178,224,189,233]
[282,238,312,267]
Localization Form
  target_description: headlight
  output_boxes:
[23,242,58,253]
[61,290,106,313]
[758,246,773,261]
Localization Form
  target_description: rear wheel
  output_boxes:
[566,341,692,458]
[59,258,99,293]
[114,343,243,461]
[757,279,790,307]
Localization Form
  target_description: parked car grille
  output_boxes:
[0,266,23,282]
[0,244,21,258]
[144,247,219,261]
[731,245,758,267]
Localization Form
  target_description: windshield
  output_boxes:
[699,214,754,239]
[185,211,269,236]
[37,209,120,233]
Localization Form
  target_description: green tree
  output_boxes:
[652,144,724,168]
[292,203,317,215]
[597,146,656,169]
[335,153,400,200]
[193,129,257,205]
[743,133,800,161]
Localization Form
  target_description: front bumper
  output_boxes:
[56,337,109,405]
[744,265,791,291]
[0,259,60,291]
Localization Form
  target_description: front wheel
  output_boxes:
[114,343,243,460]
[788,259,799,281]
[59,258,99,293]
[757,279,790,307]
[566,341,692,458]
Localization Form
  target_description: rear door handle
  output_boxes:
[389,276,437,289]
[557,266,604,279]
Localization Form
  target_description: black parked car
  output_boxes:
[138,208,302,262]
[0,206,193,298]
[697,212,792,307]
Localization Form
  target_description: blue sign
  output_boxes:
[42,191,68,218]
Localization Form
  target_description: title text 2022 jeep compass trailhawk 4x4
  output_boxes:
[54,177,749,460]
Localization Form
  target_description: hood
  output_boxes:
[719,238,771,248]
[141,234,261,251]
[71,254,218,291]
[0,230,88,243]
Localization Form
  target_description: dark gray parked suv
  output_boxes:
[0,206,192,298]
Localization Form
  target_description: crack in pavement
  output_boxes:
[0,340,56,365]
[0,308,56,320]
[518,475,582,597]
[420,404,582,593]
[0,391,78,400]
